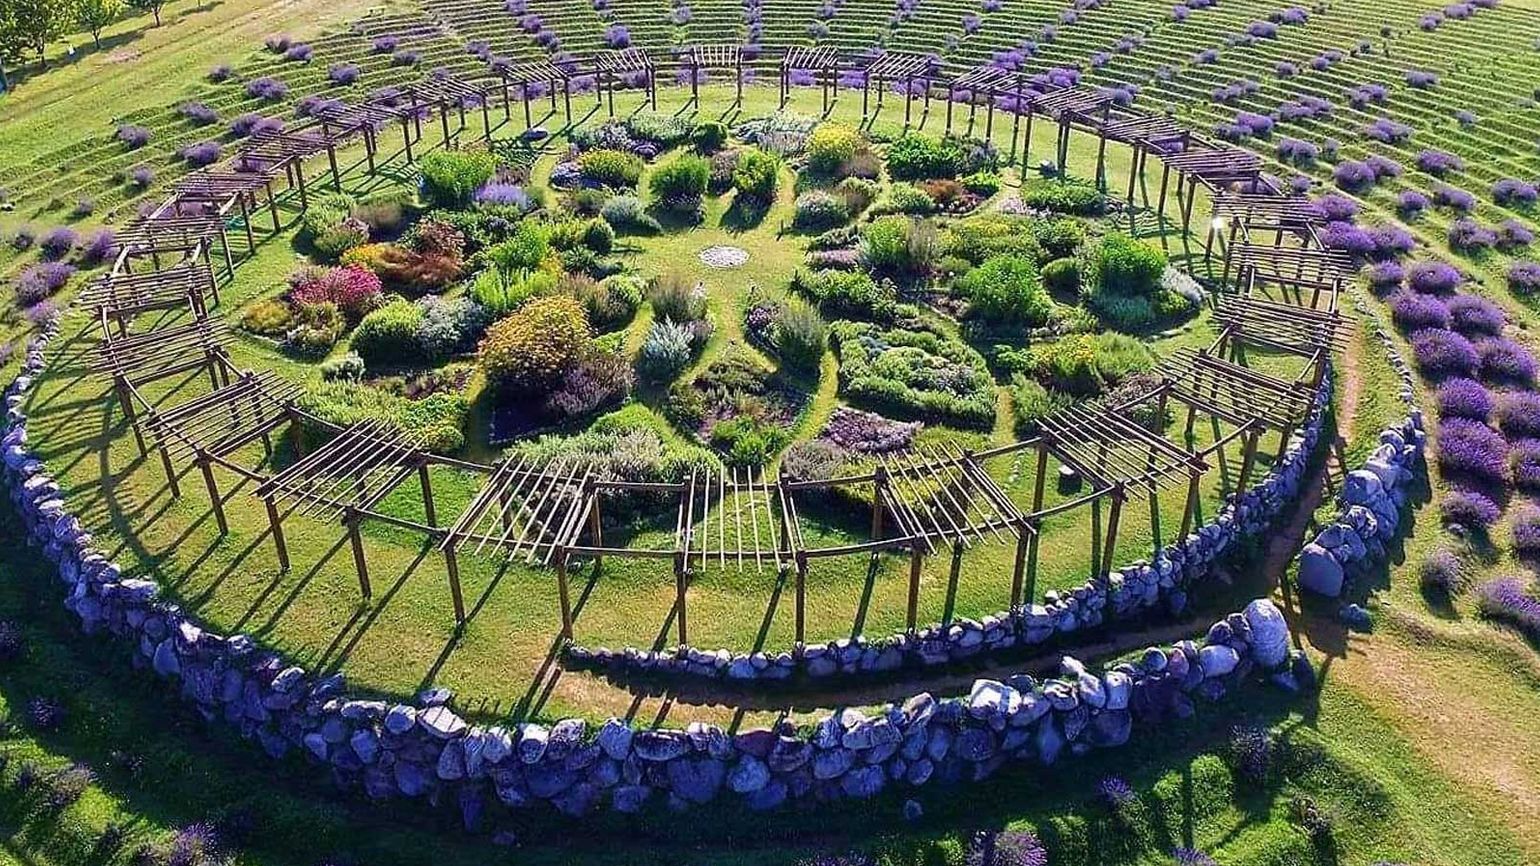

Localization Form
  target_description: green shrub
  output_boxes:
[1020,177,1106,215]
[1089,293,1156,331]
[692,120,729,152]
[872,183,937,216]
[582,218,615,254]
[732,149,781,201]
[470,267,554,317]
[283,301,345,358]
[962,171,1002,197]
[636,319,696,382]
[792,269,897,319]
[828,320,995,428]
[956,255,1050,324]
[1033,218,1087,260]
[793,191,848,230]
[708,416,788,467]
[1009,373,1073,433]
[564,272,641,330]
[1094,231,1168,296]
[241,298,294,336]
[771,296,827,370]
[834,177,879,215]
[1042,257,1081,293]
[1003,332,1154,396]
[299,193,363,260]
[568,187,610,216]
[806,122,863,174]
[301,382,469,452]
[943,214,1041,264]
[578,149,644,187]
[858,217,937,276]
[649,272,707,322]
[626,111,695,146]
[649,155,710,204]
[419,150,497,207]
[600,195,662,233]
[886,133,963,180]
[351,188,415,234]
[478,295,592,393]
[485,219,549,273]
[351,298,425,366]
[319,352,366,382]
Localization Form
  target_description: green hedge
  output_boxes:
[829,320,995,429]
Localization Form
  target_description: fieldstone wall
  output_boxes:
[3,323,1313,824]
[1297,294,1425,599]
[568,368,1335,683]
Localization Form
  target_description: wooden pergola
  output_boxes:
[1101,114,1192,205]
[1155,147,1263,236]
[496,59,579,129]
[780,46,841,112]
[139,370,303,532]
[1158,346,1319,467]
[1226,242,1353,309]
[78,254,217,338]
[1030,86,1114,185]
[944,66,1026,145]
[115,210,236,278]
[308,101,405,173]
[174,169,282,251]
[857,51,939,124]
[252,420,438,589]
[684,44,746,107]
[96,318,231,454]
[1213,294,1350,365]
[596,48,657,115]
[235,128,330,207]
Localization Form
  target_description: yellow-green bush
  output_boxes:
[478,295,592,393]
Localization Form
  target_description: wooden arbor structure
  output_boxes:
[1100,114,1192,206]
[684,44,748,108]
[1030,86,1114,185]
[596,49,658,115]
[779,46,841,112]
[497,59,581,129]
[78,250,218,338]
[943,66,1026,146]
[857,51,939,125]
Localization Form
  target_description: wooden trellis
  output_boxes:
[174,169,282,251]
[252,420,437,591]
[309,101,405,172]
[1213,294,1350,366]
[496,59,579,129]
[96,318,231,453]
[1100,114,1192,205]
[115,210,236,277]
[685,44,746,107]
[1158,346,1317,467]
[139,370,303,533]
[780,46,841,112]
[1155,147,1262,235]
[1226,242,1353,309]
[408,74,495,145]
[596,48,657,114]
[945,67,1023,145]
[857,51,938,123]
[78,255,217,338]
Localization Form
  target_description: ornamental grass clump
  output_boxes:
[1437,417,1508,482]
[1447,295,1504,337]
[1436,377,1492,419]
[1475,575,1540,639]
[1411,327,1478,377]
[1441,486,1501,528]
[1496,391,1540,438]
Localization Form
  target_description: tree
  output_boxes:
[76,0,122,48]
[6,0,78,70]
[128,0,165,26]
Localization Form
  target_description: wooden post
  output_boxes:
[1025,442,1049,603]
[401,116,414,163]
[198,455,227,535]
[439,104,451,145]
[1179,471,1200,540]
[116,380,147,456]
[419,462,436,526]
[1102,486,1124,578]
[794,555,807,645]
[945,542,963,625]
[445,541,466,624]
[674,553,687,644]
[871,467,886,540]
[348,511,372,598]
[1010,521,1029,609]
[264,496,290,571]
[586,484,603,570]
[945,86,955,133]
[1236,426,1260,494]
[556,549,573,638]
[906,547,922,632]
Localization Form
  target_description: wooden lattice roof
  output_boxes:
[782,45,840,70]
[861,51,937,79]
[1213,294,1350,357]
[687,44,743,68]
[1037,402,1205,494]
[1157,348,1315,430]
[78,258,215,320]
[1229,242,1355,288]
[1211,191,1323,226]
[145,370,302,461]
[253,420,428,520]
[441,457,594,566]
[96,319,230,386]
[948,66,1021,91]
[596,48,652,73]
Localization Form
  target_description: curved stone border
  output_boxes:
[1297,289,1426,598]
[5,322,1312,822]
[565,368,1334,683]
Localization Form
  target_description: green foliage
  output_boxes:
[350,188,416,235]
[858,217,937,276]
[834,176,880,215]
[1032,218,1087,260]
[649,154,711,203]
[626,111,695,146]
[649,272,707,322]
[240,298,294,337]
[282,301,345,358]
[829,320,995,428]
[1093,231,1168,296]
[1009,373,1074,432]
[791,268,897,319]
[478,295,592,393]
[997,332,1154,396]
[1019,177,1107,215]
[771,296,827,370]
[299,193,362,260]
[692,120,729,152]
[636,319,697,383]
[320,352,366,382]
[600,195,662,234]
[582,219,615,254]
[351,298,425,366]
[944,214,1042,264]
[806,122,863,174]
[1042,256,1081,293]
[563,272,641,331]
[793,191,849,230]
[956,255,1051,324]
[419,150,497,207]
[708,415,790,467]
[871,183,937,216]
[732,148,781,201]
[485,219,549,273]
[301,382,469,452]
[886,133,964,180]
[470,266,554,317]
[961,171,1002,197]
[578,149,645,187]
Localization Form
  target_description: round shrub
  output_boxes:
[39,227,77,261]
[290,264,384,321]
[1437,417,1508,482]
[1410,327,1478,377]
[648,273,707,322]
[1418,546,1465,596]
[1508,261,1540,295]
[1496,391,1540,438]
[772,296,828,370]
[1435,378,1492,420]
[649,154,710,206]
[636,318,696,382]
[1389,291,1449,331]
[351,298,425,366]
[957,255,1050,324]
[732,149,781,202]
[13,263,76,306]
[1511,438,1540,490]
[1447,295,1504,337]
[1512,508,1540,554]
[886,133,963,180]
[807,122,863,174]
[601,195,661,234]
[1441,487,1500,528]
[1042,257,1080,293]
[579,149,645,187]
[1407,260,1462,294]
[1019,178,1106,215]
[478,295,592,393]
[1367,260,1404,290]
[692,120,729,152]
[419,150,498,207]
[1096,232,1167,296]
[1477,337,1536,384]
